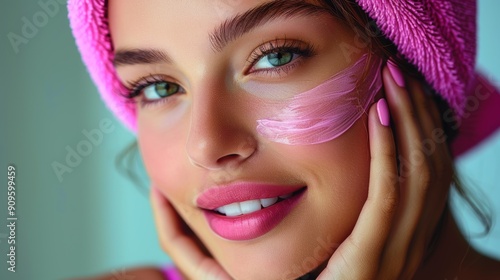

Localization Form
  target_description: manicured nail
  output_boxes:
[151,186,160,199]
[377,98,390,126]
[387,60,405,87]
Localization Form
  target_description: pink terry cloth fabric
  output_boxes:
[67,0,136,130]
[356,0,477,118]
[451,74,500,157]
[67,0,500,158]
[161,264,183,280]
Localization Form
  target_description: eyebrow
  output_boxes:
[113,0,329,67]
[113,48,171,67]
[209,0,329,52]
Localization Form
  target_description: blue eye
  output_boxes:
[143,82,181,101]
[247,39,316,75]
[254,51,296,69]
[123,75,185,106]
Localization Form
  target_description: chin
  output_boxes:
[200,215,340,280]
[218,239,333,280]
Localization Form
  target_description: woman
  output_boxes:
[68,0,500,279]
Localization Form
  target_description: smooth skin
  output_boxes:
[148,65,500,280]
[74,64,500,280]
[148,65,439,280]
[75,0,500,279]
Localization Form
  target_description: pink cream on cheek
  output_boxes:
[257,54,383,145]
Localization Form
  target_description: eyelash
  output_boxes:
[124,75,166,98]
[246,38,317,76]
[122,38,317,105]
[122,75,179,107]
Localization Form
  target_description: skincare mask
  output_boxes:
[257,54,383,145]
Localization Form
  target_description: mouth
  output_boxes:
[197,183,307,241]
[212,188,306,216]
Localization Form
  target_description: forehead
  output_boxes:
[108,0,329,51]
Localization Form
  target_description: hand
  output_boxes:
[150,187,232,280]
[317,62,453,279]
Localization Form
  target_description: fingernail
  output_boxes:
[151,186,160,199]
[377,98,390,126]
[387,60,405,87]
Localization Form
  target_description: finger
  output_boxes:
[377,65,433,278]
[399,80,451,217]
[384,66,430,249]
[384,64,429,188]
[402,77,445,200]
[318,99,398,279]
[399,79,453,279]
[150,186,232,280]
[406,77,447,165]
[384,63,432,223]
[405,77,451,219]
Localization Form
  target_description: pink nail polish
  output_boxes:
[151,186,161,199]
[377,98,390,126]
[387,60,405,87]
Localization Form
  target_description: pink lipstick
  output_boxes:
[197,183,306,241]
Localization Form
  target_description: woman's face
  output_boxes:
[110,0,374,278]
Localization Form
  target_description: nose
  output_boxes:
[186,83,257,170]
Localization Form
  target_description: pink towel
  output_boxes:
[161,264,183,280]
[357,0,477,117]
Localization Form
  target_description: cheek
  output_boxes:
[317,115,371,205]
[272,113,371,190]
[322,117,371,237]
[257,54,382,145]
[283,115,371,237]
[137,112,190,196]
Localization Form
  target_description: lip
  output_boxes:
[196,182,305,210]
[197,183,306,241]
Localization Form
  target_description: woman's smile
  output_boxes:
[197,182,307,240]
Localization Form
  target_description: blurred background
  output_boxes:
[1,0,499,279]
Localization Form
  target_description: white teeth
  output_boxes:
[240,199,262,214]
[214,193,294,216]
[215,206,225,214]
[222,202,242,217]
[260,197,278,207]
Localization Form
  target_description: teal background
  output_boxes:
[0,1,499,279]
